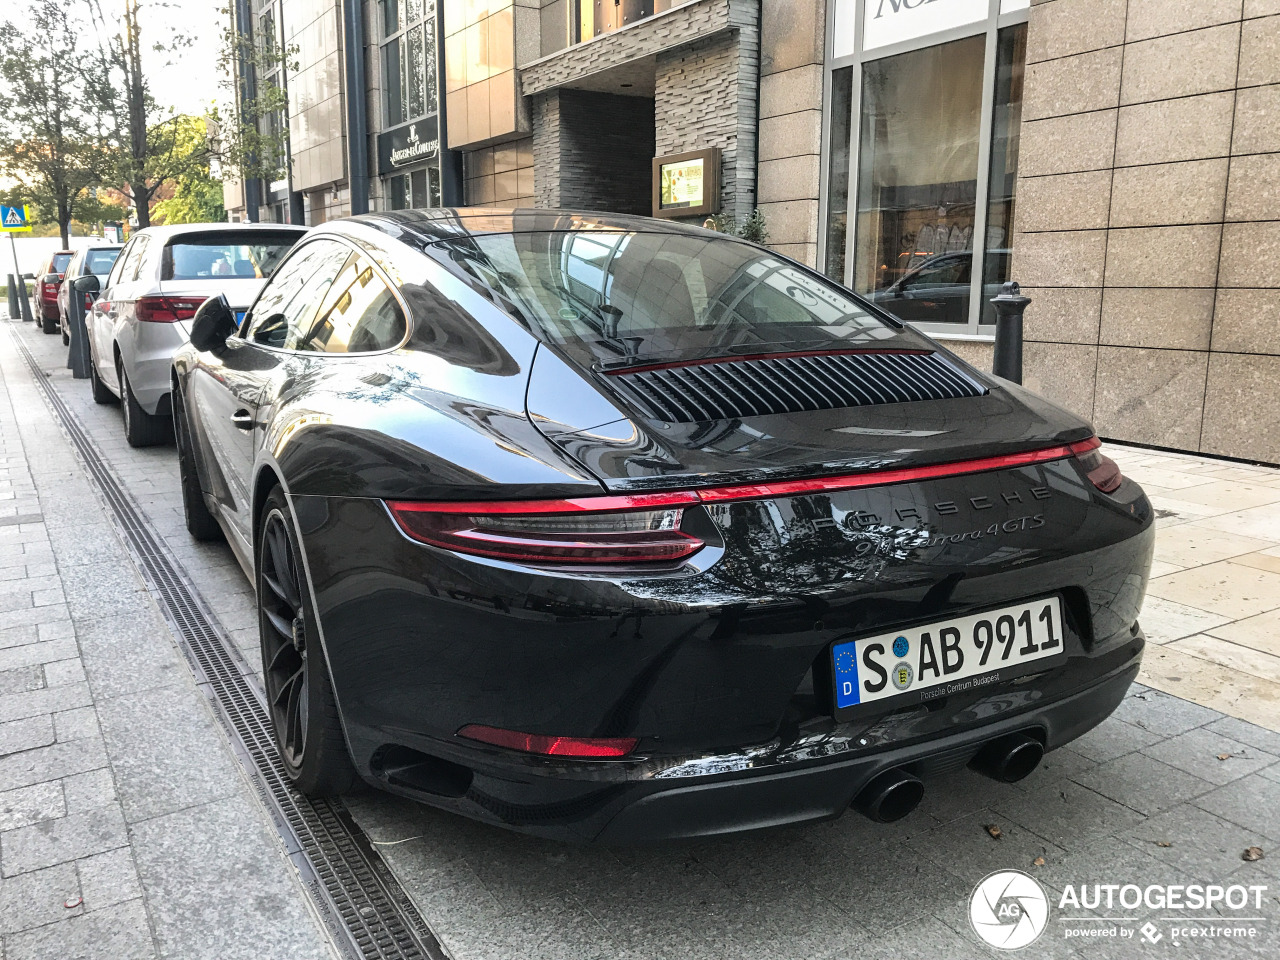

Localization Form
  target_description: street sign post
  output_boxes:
[1,205,34,322]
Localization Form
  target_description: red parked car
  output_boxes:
[34,250,74,333]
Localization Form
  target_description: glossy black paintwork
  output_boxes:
[172,208,1154,841]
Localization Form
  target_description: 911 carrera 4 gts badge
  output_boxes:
[893,636,909,658]
[892,662,914,691]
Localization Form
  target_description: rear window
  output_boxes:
[430,231,896,367]
[162,231,301,281]
[85,249,121,277]
[51,253,72,273]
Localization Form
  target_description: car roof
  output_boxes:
[324,207,730,246]
[127,222,308,241]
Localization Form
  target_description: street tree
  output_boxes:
[86,0,214,228]
[0,0,107,246]
[152,116,228,224]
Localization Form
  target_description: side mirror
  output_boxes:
[74,275,100,296]
[190,294,237,353]
[21,272,34,280]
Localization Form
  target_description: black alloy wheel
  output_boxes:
[257,489,355,795]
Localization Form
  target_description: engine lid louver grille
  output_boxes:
[608,351,988,424]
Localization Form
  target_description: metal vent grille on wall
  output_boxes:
[608,351,989,423]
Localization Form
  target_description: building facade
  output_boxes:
[223,0,1280,464]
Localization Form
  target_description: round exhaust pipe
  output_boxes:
[970,733,1044,783]
[852,769,924,823]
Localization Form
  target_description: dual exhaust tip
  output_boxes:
[852,733,1044,823]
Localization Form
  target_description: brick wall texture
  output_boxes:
[532,90,656,214]
[1012,0,1280,463]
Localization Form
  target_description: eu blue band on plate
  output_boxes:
[833,641,860,707]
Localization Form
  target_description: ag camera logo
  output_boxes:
[970,870,1049,950]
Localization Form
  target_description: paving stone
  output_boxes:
[1191,774,1280,842]
[73,613,184,701]
[0,738,108,793]
[993,781,1147,852]
[1203,715,1280,755]
[0,716,54,756]
[906,808,1067,884]
[0,806,127,876]
[0,861,81,934]
[51,706,98,743]
[1071,751,1217,817]
[41,659,84,688]
[0,782,64,832]
[57,565,150,623]
[0,683,91,724]
[0,625,37,651]
[78,847,143,912]
[1124,804,1275,879]
[1068,717,1166,763]
[1111,686,1221,736]
[96,684,242,823]
[0,638,78,673]
[1142,727,1279,786]
[2,896,156,960]
[1012,745,1098,791]
[61,769,116,814]
[0,667,42,697]
[129,796,332,960]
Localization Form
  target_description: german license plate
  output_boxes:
[832,597,1065,712]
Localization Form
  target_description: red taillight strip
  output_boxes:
[388,440,1094,517]
[604,348,933,376]
[458,724,638,758]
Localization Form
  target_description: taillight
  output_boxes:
[387,494,704,565]
[458,724,638,758]
[83,292,93,309]
[1069,436,1122,493]
[41,281,58,300]
[135,295,205,323]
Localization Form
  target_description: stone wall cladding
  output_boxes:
[1011,0,1280,463]
[756,0,825,267]
[654,27,759,219]
[533,90,656,214]
[519,0,754,92]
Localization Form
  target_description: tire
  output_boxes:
[40,311,57,334]
[258,488,356,795]
[89,353,117,405]
[174,389,223,542]
[118,361,171,447]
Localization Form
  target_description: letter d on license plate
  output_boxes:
[831,597,1066,712]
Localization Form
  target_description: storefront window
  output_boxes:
[852,35,985,325]
[382,0,437,128]
[981,23,1027,324]
[823,67,853,283]
[388,167,441,211]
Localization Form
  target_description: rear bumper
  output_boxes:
[359,645,1140,843]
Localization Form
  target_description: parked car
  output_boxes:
[869,249,1011,325]
[84,222,305,447]
[34,249,75,333]
[172,209,1152,843]
[57,244,122,345]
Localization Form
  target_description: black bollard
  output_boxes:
[17,275,33,323]
[6,275,18,319]
[991,281,1031,385]
[68,287,92,378]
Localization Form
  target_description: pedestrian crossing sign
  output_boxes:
[1,205,32,232]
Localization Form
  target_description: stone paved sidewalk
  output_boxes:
[1105,444,1280,730]
[0,325,336,959]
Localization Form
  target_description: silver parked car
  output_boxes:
[57,244,122,345]
[86,223,306,446]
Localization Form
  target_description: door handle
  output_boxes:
[230,410,255,430]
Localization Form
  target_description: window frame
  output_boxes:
[240,235,413,357]
[820,0,1030,341]
[379,0,438,130]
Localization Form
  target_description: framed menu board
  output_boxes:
[652,147,720,219]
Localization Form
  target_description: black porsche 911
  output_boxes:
[172,209,1152,842]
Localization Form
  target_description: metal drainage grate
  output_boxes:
[9,330,446,960]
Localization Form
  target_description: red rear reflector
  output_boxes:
[135,295,205,323]
[458,724,638,758]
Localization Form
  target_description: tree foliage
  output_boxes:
[0,0,108,245]
[152,116,227,224]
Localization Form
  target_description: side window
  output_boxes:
[245,240,350,349]
[297,253,407,354]
[106,240,135,287]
